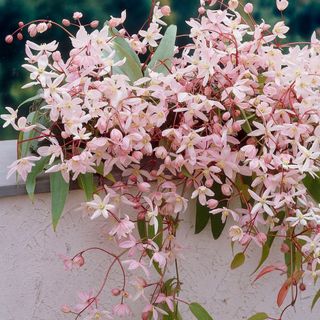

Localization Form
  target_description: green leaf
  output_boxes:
[109,28,143,82]
[189,303,213,320]
[195,201,210,234]
[303,174,320,203]
[17,93,42,109]
[95,164,116,183]
[77,173,95,201]
[25,156,50,200]
[50,171,69,231]
[231,252,245,270]
[311,288,320,310]
[247,313,268,320]
[137,219,147,240]
[210,213,226,240]
[18,111,38,159]
[148,215,163,248]
[181,165,192,178]
[146,25,177,75]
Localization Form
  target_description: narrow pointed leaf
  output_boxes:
[195,201,210,234]
[50,171,69,231]
[210,213,226,239]
[26,156,50,200]
[146,25,177,75]
[303,174,320,202]
[189,303,213,320]
[77,173,95,201]
[311,288,320,310]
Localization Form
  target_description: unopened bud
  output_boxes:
[52,51,62,62]
[222,112,231,121]
[137,211,145,220]
[138,182,151,193]
[161,5,171,16]
[73,11,83,20]
[62,19,71,27]
[61,305,71,313]
[299,283,306,291]
[5,35,13,44]
[244,3,253,14]
[36,22,48,33]
[90,20,99,28]
[221,184,232,196]
[281,242,290,253]
[17,32,23,41]
[28,23,37,37]
[18,21,24,28]
[111,288,121,296]
[207,199,218,209]
[73,254,85,267]
[198,6,206,15]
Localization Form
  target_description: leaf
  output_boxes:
[189,303,213,320]
[148,215,163,248]
[18,111,38,159]
[181,165,192,178]
[17,93,42,109]
[146,25,177,75]
[253,265,278,283]
[195,201,210,234]
[50,171,69,231]
[109,28,143,82]
[247,313,268,320]
[311,288,320,310]
[210,212,226,239]
[303,174,320,203]
[26,156,50,200]
[277,280,290,307]
[137,219,147,240]
[231,252,245,270]
[95,164,116,183]
[77,173,95,201]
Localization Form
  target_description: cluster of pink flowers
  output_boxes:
[2,0,320,318]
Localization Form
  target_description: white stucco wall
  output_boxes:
[0,140,319,320]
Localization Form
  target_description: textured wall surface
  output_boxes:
[1,190,319,320]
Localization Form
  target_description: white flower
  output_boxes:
[191,186,215,206]
[87,194,115,219]
[272,21,289,39]
[229,225,243,242]
[1,107,18,128]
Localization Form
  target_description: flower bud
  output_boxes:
[132,151,143,161]
[36,22,48,33]
[280,242,290,253]
[142,311,150,320]
[28,23,37,37]
[205,178,213,188]
[111,288,121,296]
[90,20,99,28]
[138,182,151,193]
[52,51,62,62]
[129,175,137,183]
[73,11,83,20]
[256,232,267,246]
[228,0,239,10]
[198,6,206,15]
[204,86,212,96]
[5,35,13,44]
[222,112,231,121]
[137,211,145,220]
[62,19,71,27]
[299,283,306,291]
[240,233,251,245]
[207,199,218,209]
[221,184,232,196]
[161,5,171,16]
[16,32,22,41]
[244,3,253,14]
[276,0,289,11]
[232,121,241,132]
[155,146,167,159]
[150,170,158,178]
[18,21,24,27]
[73,254,85,267]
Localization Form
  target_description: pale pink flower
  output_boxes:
[139,23,162,47]
[191,186,215,206]
[112,303,131,317]
[272,21,290,39]
[108,10,126,28]
[276,0,289,11]
[109,215,135,239]
[229,226,244,242]
[7,156,40,181]
[1,107,18,128]
[87,194,115,220]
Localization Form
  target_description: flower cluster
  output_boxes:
[2,0,320,319]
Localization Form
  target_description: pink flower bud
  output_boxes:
[281,242,290,253]
[234,110,240,117]
[110,128,123,142]
[228,0,239,10]
[129,175,137,183]
[247,137,256,145]
[138,182,151,193]
[17,32,23,40]
[155,146,167,159]
[198,6,206,15]
[28,24,37,37]
[73,11,83,20]
[5,35,13,44]
[109,18,118,28]
[90,20,99,28]
[164,155,172,166]
[62,19,71,27]
[241,145,257,158]
[150,170,158,177]
[52,51,62,62]
[36,22,48,34]
[256,232,267,246]
[132,151,143,161]
[161,5,171,16]
[222,112,230,121]
[73,254,85,267]
[221,184,232,196]
[111,288,121,296]
[276,0,289,11]
[18,21,24,27]
[205,178,213,188]
[204,86,212,95]
[137,211,145,220]
[207,199,218,209]
[47,22,52,29]
[61,305,71,313]
[232,122,241,132]
[244,3,253,14]
[299,283,306,291]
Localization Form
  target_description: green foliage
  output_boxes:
[247,313,268,320]
[77,173,95,201]
[189,302,214,320]
[231,252,245,270]
[50,171,69,231]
